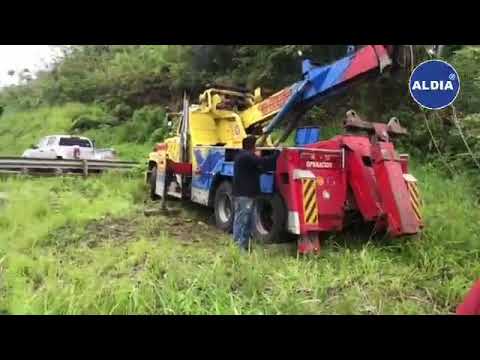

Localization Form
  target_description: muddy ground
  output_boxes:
[48,199,231,251]
[48,198,296,257]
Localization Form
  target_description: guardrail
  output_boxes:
[0,157,139,177]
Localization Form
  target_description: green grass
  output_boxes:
[0,104,150,161]
[0,105,479,314]
[0,103,95,156]
[0,162,478,314]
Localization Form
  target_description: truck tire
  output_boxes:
[253,194,291,244]
[214,181,234,233]
[149,165,160,201]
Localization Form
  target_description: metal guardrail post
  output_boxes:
[82,160,88,177]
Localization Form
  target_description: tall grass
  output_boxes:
[0,101,479,315]
[0,163,478,315]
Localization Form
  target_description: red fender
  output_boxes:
[457,280,480,315]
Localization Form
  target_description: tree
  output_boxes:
[18,69,33,84]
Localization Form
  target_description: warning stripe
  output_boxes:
[411,201,422,222]
[305,185,316,202]
[409,182,420,200]
[408,182,421,206]
[305,203,317,223]
[410,184,422,220]
[302,179,318,224]
[406,181,422,222]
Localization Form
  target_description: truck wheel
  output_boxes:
[214,181,234,233]
[149,166,160,201]
[253,194,291,244]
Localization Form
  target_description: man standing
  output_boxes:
[232,135,279,252]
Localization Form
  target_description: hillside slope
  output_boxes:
[1,44,479,314]
[0,107,479,314]
[0,103,152,161]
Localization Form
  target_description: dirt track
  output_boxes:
[57,200,231,250]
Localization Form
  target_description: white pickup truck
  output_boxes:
[22,135,117,161]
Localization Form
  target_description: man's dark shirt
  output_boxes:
[232,150,278,198]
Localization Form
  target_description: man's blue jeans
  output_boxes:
[233,197,255,250]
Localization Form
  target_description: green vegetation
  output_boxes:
[0,103,88,156]
[0,102,163,161]
[0,45,479,314]
[1,45,478,170]
[0,165,478,314]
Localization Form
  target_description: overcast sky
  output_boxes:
[0,45,60,87]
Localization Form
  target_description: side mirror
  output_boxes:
[31,144,39,149]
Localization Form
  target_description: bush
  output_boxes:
[451,47,480,114]
[71,115,104,132]
[72,114,122,132]
[111,106,167,144]
[131,106,165,128]
[150,128,167,143]
[112,103,133,122]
